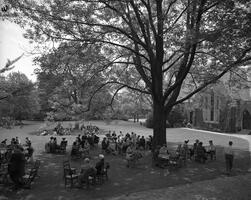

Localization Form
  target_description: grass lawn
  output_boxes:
[0,120,250,200]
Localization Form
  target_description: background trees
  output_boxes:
[35,41,113,120]
[6,0,251,146]
[0,72,39,122]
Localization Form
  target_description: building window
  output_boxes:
[210,92,214,121]
[203,92,220,123]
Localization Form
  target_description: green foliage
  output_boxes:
[0,72,40,121]
[35,41,113,120]
[167,106,186,128]
[145,106,185,128]
[6,0,251,145]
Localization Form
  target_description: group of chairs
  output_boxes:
[152,150,183,170]
[63,160,109,189]
[126,151,143,168]
[153,143,217,170]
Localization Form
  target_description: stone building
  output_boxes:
[184,69,251,133]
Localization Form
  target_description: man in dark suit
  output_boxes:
[8,147,26,189]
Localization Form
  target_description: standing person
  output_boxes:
[8,147,26,189]
[224,141,234,175]
[207,140,216,160]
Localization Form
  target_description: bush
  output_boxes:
[145,106,185,128]
[145,113,153,128]
[167,107,186,128]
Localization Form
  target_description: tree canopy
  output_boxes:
[6,0,251,146]
[35,41,113,120]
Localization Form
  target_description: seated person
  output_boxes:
[50,137,57,153]
[101,138,109,153]
[76,135,81,146]
[157,144,170,167]
[95,154,105,175]
[81,140,90,158]
[45,137,54,153]
[56,138,67,153]
[54,122,63,135]
[15,137,21,145]
[191,139,199,158]
[206,140,216,160]
[195,142,207,163]
[87,135,94,148]
[108,141,117,155]
[182,140,190,160]
[78,158,96,186]
[126,143,134,167]
[25,137,31,147]
[138,136,146,150]
[158,144,170,160]
[71,142,80,157]
[125,143,142,167]
[11,138,16,145]
[25,145,34,162]
[122,138,130,153]
[146,136,153,150]
[175,144,182,157]
[1,139,8,146]
[80,123,85,131]
[94,134,99,146]
[111,131,117,142]
[60,138,68,148]
[153,145,161,161]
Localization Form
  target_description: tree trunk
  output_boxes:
[152,100,167,149]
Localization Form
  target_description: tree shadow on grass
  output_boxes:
[1,139,250,200]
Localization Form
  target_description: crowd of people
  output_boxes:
[45,137,68,153]
[70,132,100,158]
[0,137,34,189]
[101,131,152,155]
[67,130,151,168]
[153,139,217,168]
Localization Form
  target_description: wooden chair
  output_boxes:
[63,160,76,177]
[63,168,79,188]
[22,160,41,189]
[168,155,182,170]
[78,168,96,189]
[63,160,78,188]
[57,143,67,154]
[22,168,38,189]
[205,146,216,161]
[0,163,9,185]
[127,152,143,168]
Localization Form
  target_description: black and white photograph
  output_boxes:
[0,0,251,199]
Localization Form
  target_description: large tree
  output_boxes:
[6,0,251,147]
[35,41,113,120]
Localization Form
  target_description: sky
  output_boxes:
[0,20,37,82]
